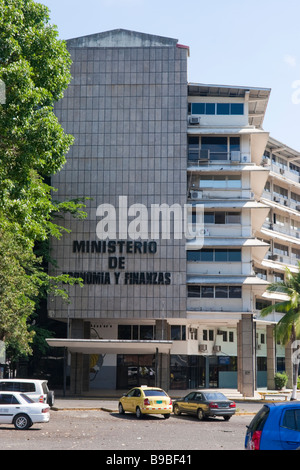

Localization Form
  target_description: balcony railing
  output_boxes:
[188,149,250,165]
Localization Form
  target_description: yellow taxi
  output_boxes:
[118,386,172,419]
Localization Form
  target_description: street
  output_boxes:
[0,407,252,451]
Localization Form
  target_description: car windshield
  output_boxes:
[203,393,228,401]
[20,393,34,403]
[144,389,167,397]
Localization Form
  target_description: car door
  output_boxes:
[121,389,136,412]
[0,394,20,424]
[181,393,196,414]
[279,408,300,450]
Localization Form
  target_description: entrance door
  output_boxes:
[117,355,155,389]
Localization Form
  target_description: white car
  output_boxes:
[0,379,54,406]
[0,391,50,430]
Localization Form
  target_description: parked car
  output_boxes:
[245,402,300,450]
[119,386,172,419]
[173,390,236,421]
[0,391,50,430]
[0,379,54,406]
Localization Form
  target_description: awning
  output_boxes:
[187,275,269,286]
[190,200,269,209]
[186,237,269,248]
[46,338,173,355]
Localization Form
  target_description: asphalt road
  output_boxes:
[0,406,255,451]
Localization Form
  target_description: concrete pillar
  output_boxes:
[69,320,90,395]
[155,320,170,390]
[237,314,255,397]
[266,325,276,390]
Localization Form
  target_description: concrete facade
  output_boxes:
[47,29,300,396]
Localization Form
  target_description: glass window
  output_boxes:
[229,286,242,298]
[171,325,182,340]
[215,286,228,298]
[200,249,214,262]
[118,325,131,340]
[188,286,200,297]
[187,251,201,262]
[231,103,244,115]
[202,136,227,161]
[217,103,230,115]
[226,212,241,224]
[204,212,214,224]
[191,103,205,114]
[215,249,228,262]
[282,410,300,430]
[140,325,154,340]
[228,249,241,262]
[201,286,214,298]
[206,103,215,115]
[227,175,241,188]
[188,136,199,161]
[215,212,226,224]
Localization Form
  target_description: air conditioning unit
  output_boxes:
[274,197,280,203]
[296,206,300,212]
[188,116,201,125]
[257,344,262,350]
[190,191,203,200]
[268,254,278,261]
[280,168,285,175]
[199,344,207,352]
[213,345,221,352]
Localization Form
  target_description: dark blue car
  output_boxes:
[245,402,300,450]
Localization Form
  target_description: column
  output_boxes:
[155,320,170,390]
[237,314,255,397]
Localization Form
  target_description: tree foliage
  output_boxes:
[261,263,300,399]
[0,0,84,357]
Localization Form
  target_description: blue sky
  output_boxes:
[37,0,300,151]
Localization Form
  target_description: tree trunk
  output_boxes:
[290,325,298,400]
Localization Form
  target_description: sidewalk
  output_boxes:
[51,388,300,415]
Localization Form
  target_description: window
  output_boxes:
[203,330,214,341]
[187,285,242,298]
[191,102,244,116]
[202,137,227,161]
[171,325,186,341]
[118,324,154,340]
[0,394,19,404]
[199,175,241,189]
[274,243,289,256]
[204,211,241,224]
[282,409,300,431]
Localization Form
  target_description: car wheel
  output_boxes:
[163,414,170,419]
[13,413,32,430]
[223,415,231,421]
[118,403,125,414]
[173,405,181,416]
[197,408,204,421]
[136,407,143,419]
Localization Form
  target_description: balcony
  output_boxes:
[188,149,251,166]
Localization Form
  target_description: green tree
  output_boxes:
[260,263,300,400]
[0,0,85,359]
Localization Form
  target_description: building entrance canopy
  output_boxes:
[46,338,173,355]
